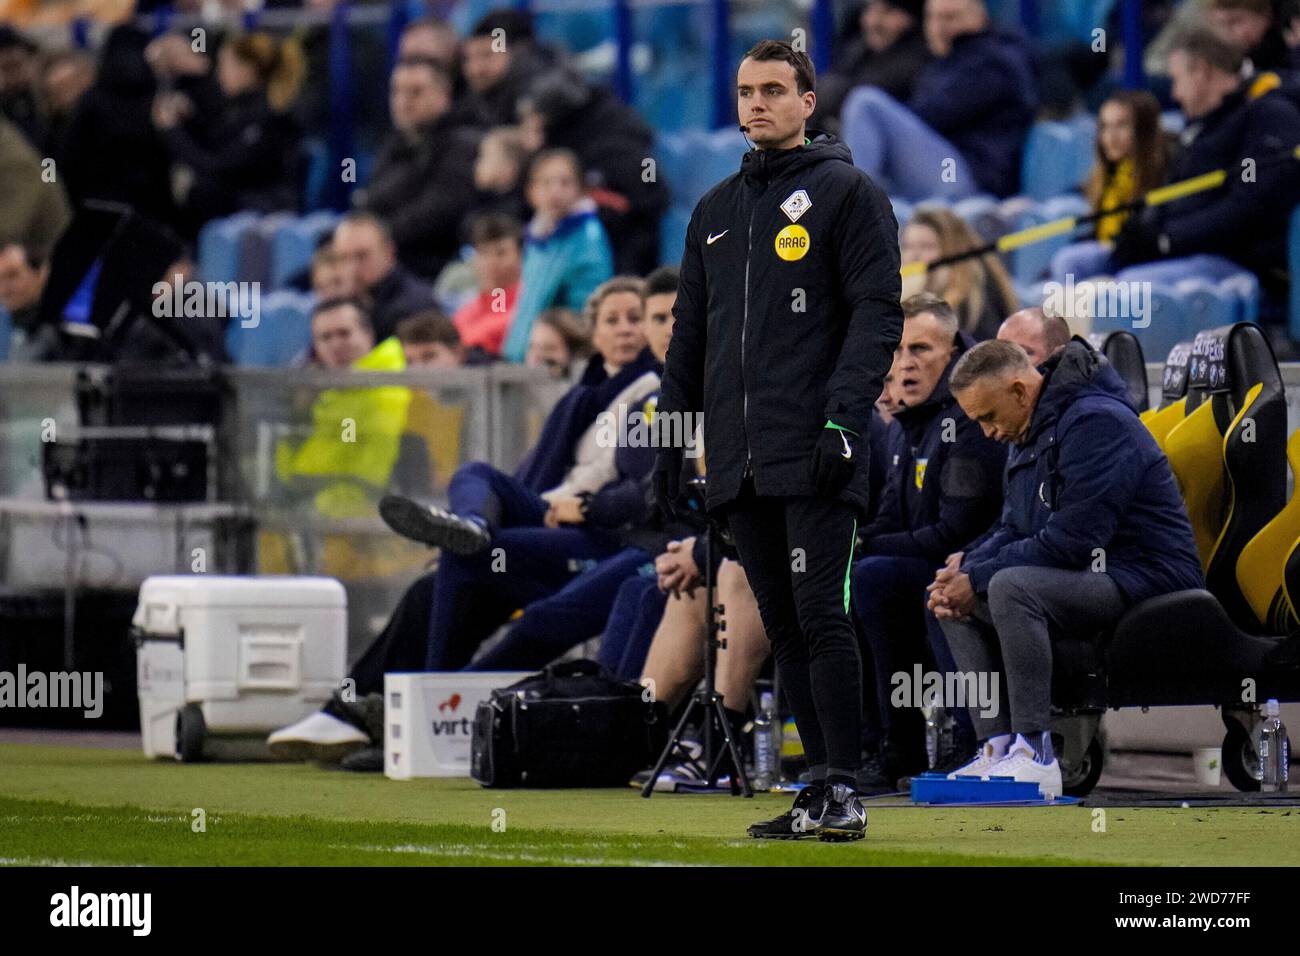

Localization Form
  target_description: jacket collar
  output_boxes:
[739,128,852,184]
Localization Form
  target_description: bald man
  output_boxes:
[996,307,1070,367]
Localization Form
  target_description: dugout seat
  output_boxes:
[1139,339,1195,448]
[1049,323,1299,794]
[1089,329,1149,412]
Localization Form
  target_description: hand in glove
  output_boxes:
[653,446,684,517]
[810,420,858,498]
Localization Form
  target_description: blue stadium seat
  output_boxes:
[1020,119,1091,201]
[240,213,293,289]
[890,197,913,228]
[1175,278,1238,332]
[1290,207,1300,341]
[226,290,315,367]
[272,211,341,290]
[1089,282,1188,364]
[1011,194,1090,284]
[658,205,691,269]
[1215,272,1261,326]
[197,212,259,285]
[302,137,331,212]
[0,306,11,361]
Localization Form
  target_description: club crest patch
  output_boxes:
[780,189,811,222]
[915,458,928,490]
[774,224,810,261]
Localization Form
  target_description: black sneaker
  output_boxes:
[747,785,825,839]
[340,746,384,773]
[379,495,491,554]
[856,753,899,796]
[818,783,867,842]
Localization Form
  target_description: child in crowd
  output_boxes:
[451,213,522,358]
[499,148,614,363]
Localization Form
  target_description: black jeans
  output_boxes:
[723,479,862,777]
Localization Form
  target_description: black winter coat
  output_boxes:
[860,335,1007,563]
[658,129,903,517]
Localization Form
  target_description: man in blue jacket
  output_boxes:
[928,338,1203,798]
[839,0,1038,199]
[852,293,1006,792]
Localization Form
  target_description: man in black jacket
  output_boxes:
[1110,26,1300,315]
[656,40,902,841]
[851,293,1005,792]
[356,57,481,280]
[331,212,435,342]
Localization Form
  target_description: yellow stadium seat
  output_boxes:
[1237,428,1300,634]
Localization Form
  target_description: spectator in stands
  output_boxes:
[928,339,1203,798]
[452,213,522,358]
[851,294,1006,792]
[1049,90,1169,283]
[397,310,465,368]
[62,26,173,225]
[267,279,658,764]
[38,49,94,169]
[1208,0,1294,75]
[0,26,43,149]
[450,9,561,131]
[526,306,591,375]
[500,148,614,363]
[355,57,480,281]
[398,16,460,74]
[276,296,411,517]
[309,243,352,301]
[459,268,687,672]
[0,116,69,263]
[331,212,435,341]
[151,32,305,237]
[813,0,931,133]
[840,0,1038,199]
[0,242,51,360]
[876,370,901,420]
[1108,26,1300,318]
[379,274,657,552]
[517,66,669,275]
[471,126,530,226]
[996,306,1072,366]
[900,207,1018,340]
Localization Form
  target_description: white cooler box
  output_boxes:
[134,575,347,761]
[385,672,531,779]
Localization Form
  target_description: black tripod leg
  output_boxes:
[640,696,701,798]
[711,695,753,797]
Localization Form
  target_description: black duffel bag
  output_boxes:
[471,660,667,788]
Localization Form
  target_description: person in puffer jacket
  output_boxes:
[929,338,1203,798]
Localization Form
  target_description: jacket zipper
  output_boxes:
[741,198,756,477]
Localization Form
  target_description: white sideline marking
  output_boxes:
[328,843,714,867]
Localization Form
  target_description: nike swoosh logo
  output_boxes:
[706,230,729,245]
[840,431,853,461]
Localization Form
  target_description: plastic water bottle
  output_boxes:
[752,692,777,791]
[1257,699,1290,793]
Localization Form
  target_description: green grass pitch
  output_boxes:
[1,744,1296,866]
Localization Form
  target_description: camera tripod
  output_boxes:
[641,509,753,798]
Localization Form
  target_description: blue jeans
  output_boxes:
[423,525,622,670]
[839,86,979,202]
[1113,254,1247,288]
[468,547,655,672]
[1050,240,1112,283]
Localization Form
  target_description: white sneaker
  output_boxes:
[267,711,369,762]
[947,742,1001,780]
[985,741,1063,800]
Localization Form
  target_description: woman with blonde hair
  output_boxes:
[152,31,306,236]
[900,207,1018,340]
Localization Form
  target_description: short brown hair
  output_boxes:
[1208,0,1272,14]
[1167,25,1245,76]
[902,291,959,339]
[396,309,459,348]
[312,295,373,331]
[469,212,523,248]
[742,39,815,94]
[949,339,1032,393]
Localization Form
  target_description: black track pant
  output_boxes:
[723,479,862,778]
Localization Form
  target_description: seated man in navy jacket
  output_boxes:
[929,339,1203,798]
[851,293,1006,792]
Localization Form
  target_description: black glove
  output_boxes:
[810,421,858,498]
[653,446,684,518]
